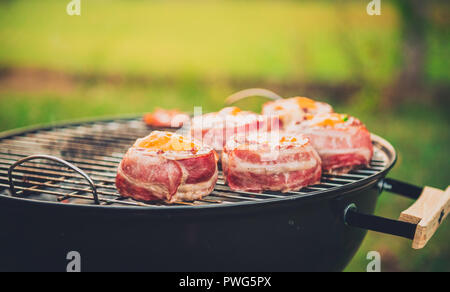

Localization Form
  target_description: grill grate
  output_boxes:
[0,118,391,208]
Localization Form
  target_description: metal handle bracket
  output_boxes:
[8,155,100,205]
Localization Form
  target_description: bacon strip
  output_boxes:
[144,108,190,128]
[191,107,281,155]
[222,135,322,193]
[262,97,333,129]
[299,127,373,172]
[287,114,373,173]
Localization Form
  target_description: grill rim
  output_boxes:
[0,115,397,212]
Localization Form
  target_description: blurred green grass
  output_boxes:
[0,0,448,272]
[0,0,447,83]
[0,0,406,83]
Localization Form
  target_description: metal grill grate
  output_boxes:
[0,118,392,208]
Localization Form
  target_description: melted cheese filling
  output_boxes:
[135,131,199,152]
[295,97,318,110]
[308,113,349,127]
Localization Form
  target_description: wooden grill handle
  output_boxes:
[399,186,450,249]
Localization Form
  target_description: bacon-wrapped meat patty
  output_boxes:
[191,106,280,155]
[287,113,373,173]
[222,133,322,193]
[144,108,190,128]
[116,131,218,203]
[262,97,333,129]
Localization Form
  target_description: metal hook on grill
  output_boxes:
[8,155,100,205]
[225,88,284,105]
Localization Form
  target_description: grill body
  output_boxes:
[0,181,379,272]
[0,117,396,271]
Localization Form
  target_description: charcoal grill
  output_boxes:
[0,116,448,272]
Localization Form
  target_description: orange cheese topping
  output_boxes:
[305,114,314,120]
[229,107,242,116]
[136,131,199,152]
[274,105,284,111]
[295,97,318,110]
[265,97,318,112]
[311,113,349,127]
[280,136,298,143]
[219,106,243,116]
